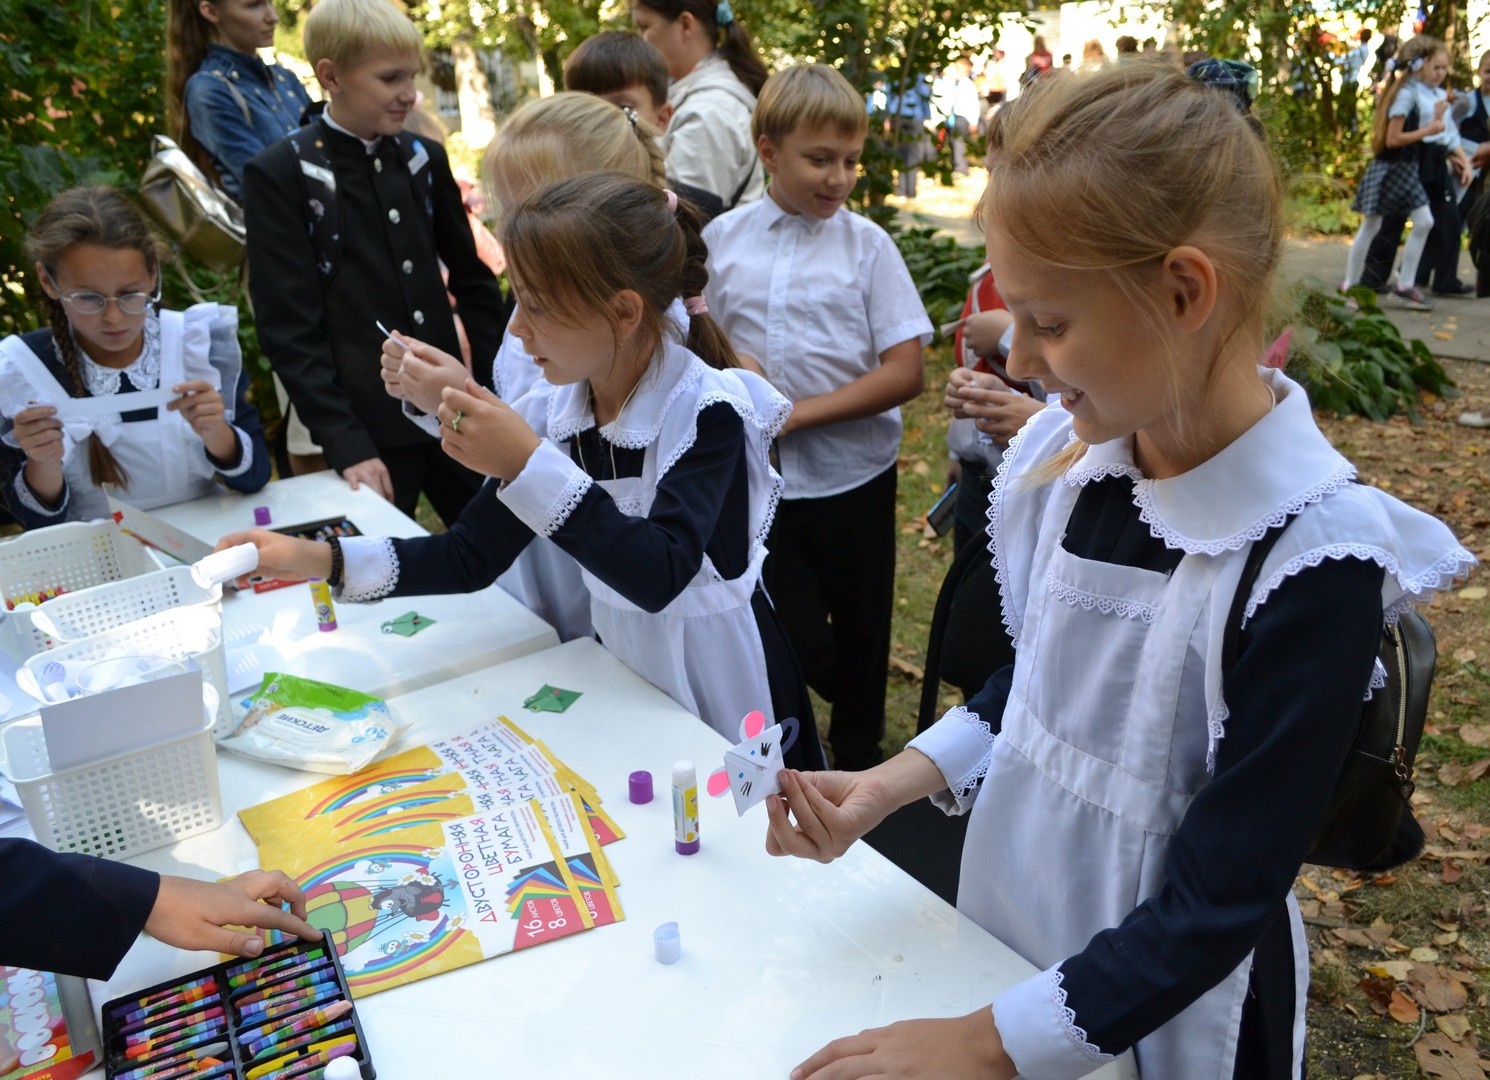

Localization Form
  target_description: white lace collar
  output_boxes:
[546,337,701,449]
[59,310,162,397]
[1063,368,1357,555]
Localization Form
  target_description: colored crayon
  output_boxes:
[246,1023,356,1070]
[126,1018,228,1059]
[233,964,336,1010]
[243,1001,352,1055]
[241,986,343,1027]
[115,1040,231,1080]
[247,1033,357,1079]
[231,955,329,992]
[125,1006,225,1047]
[263,1042,358,1080]
[228,949,311,986]
[237,970,339,1013]
[124,977,215,1014]
[119,994,224,1036]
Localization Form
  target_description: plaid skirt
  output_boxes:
[1352,158,1428,217]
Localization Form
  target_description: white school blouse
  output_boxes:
[703,196,932,499]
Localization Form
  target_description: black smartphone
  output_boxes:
[925,482,958,537]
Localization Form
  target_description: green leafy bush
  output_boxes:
[1286,285,1457,421]
[887,223,985,333]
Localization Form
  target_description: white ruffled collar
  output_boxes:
[546,336,702,449]
[60,309,162,397]
[1063,368,1358,555]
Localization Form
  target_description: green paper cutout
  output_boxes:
[523,684,582,712]
[381,611,435,637]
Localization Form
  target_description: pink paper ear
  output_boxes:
[740,710,766,740]
[706,767,731,797]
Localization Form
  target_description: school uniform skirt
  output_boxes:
[1352,157,1428,216]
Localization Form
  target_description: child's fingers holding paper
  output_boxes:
[144,871,319,960]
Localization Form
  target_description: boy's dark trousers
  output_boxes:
[764,465,897,771]
[381,441,483,527]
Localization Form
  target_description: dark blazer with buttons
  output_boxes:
[244,118,508,471]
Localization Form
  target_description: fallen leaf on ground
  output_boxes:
[1388,989,1420,1023]
[1458,585,1487,600]
[1435,1014,1472,1041]
[1410,964,1470,1011]
[1363,960,1415,980]
[1414,1031,1487,1079]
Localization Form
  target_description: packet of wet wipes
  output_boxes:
[219,671,407,773]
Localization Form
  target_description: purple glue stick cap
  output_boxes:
[653,921,681,964]
[628,770,654,804]
[254,506,272,526]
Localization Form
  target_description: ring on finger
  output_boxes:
[449,409,463,434]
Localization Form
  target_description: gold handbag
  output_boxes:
[139,134,247,274]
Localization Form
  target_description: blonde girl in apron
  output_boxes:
[764,63,1473,1079]
[222,173,826,772]
[0,187,270,528]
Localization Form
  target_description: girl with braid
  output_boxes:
[0,186,269,528]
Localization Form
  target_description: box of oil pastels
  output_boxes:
[99,932,374,1080]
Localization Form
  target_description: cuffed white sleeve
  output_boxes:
[494,438,593,538]
[905,705,998,814]
[994,967,1116,1080]
[338,535,399,602]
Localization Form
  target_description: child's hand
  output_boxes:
[215,528,332,586]
[943,366,982,416]
[144,869,320,959]
[12,404,63,464]
[790,1010,1014,1080]
[437,380,541,481]
[399,340,468,416]
[342,457,395,501]
[765,769,898,863]
[169,381,237,461]
[962,383,1045,445]
[961,309,1014,357]
[1434,97,1451,119]
[379,334,409,401]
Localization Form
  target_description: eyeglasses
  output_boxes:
[53,288,160,316]
[40,266,160,316]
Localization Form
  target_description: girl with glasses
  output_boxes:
[0,186,270,528]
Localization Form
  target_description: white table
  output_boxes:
[97,638,1135,1079]
[151,471,559,704]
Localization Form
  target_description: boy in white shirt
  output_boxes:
[704,64,932,770]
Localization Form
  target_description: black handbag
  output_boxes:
[1224,518,1432,872]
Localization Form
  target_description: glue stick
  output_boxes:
[672,760,699,855]
[308,578,338,632]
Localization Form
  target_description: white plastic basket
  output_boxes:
[18,607,232,732]
[7,565,222,659]
[0,690,222,859]
[0,520,157,605]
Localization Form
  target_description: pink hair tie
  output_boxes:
[1261,327,1292,370]
[684,295,708,316]
[664,189,678,213]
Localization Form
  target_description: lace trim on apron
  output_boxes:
[1244,542,1477,626]
[1044,567,1158,624]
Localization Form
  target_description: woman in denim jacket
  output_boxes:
[167,0,313,200]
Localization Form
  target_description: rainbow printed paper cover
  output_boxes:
[238,719,622,851]
[266,794,622,998]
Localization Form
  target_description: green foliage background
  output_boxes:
[0,0,1471,421]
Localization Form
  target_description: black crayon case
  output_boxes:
[100,931,375,1080]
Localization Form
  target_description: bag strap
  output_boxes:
[1221,516,1292,675]
[287,122,436,280]
[207,69,254,128]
